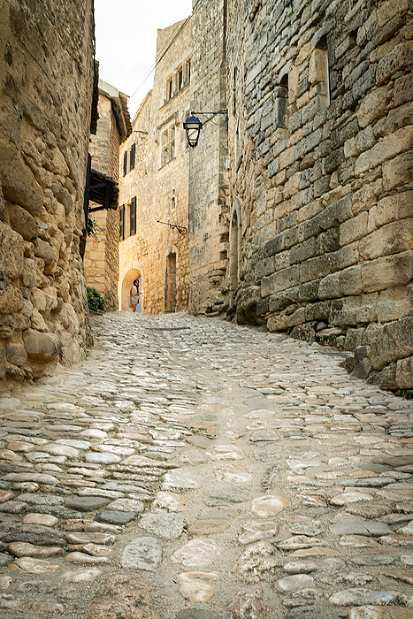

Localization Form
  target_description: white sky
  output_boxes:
[94,0,193,118]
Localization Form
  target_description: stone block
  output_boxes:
[396,356,413,389]
[377,0,409,28]
[22,258,37,288]
[340,212,368,247]
[6,343,27,367]
[33,239,58,274]
[361,251,413,293]
[300,253,336,283]
[298,280,319,302]
[339,265,363,296]
[394,74,413,107]
[382,152,413,190]
[0,286,24,314]
[318,272,340,299]
[377,285,413,322]
[8,204,37,240]
[261,265,299,297]
[305,300,330,321]
[376,41,413,86]
[268,288,299,312]
[364,317,413,371]
[23,329,61,363]
[0,347,5,379]
[0,144,44,215]
[330,294,377,326]
[0,221,24,280]
[360,220,413,261]
[368,191,412,232]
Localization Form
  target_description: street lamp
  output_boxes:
[183,110,228,148]
[183,115,202,148]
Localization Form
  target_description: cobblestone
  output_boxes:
[0,312,412,617]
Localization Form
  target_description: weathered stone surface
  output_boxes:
[0,144,44,214]
[66,497,111,512]
[140,512,184,539]
[23,329,61,363]
[122,537,163,571]
[87,575,162,618]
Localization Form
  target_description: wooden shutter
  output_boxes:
[119,205,125,240]
[130,143,135,170]
[130,197,136,236]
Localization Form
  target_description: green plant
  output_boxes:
[86,215,99,239]
[87,287,105,312]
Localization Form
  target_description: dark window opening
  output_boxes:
[177,68,183,90]
[130,197,136,236]
[130,143,135,170]
[119,205,125,240]
[123,151,127,176]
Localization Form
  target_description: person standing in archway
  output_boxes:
[130,278,140,313]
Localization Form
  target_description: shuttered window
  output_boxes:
[123,151,127,176]
[130,143,136,170]
[119,205,125,240]
[130,197,136,236]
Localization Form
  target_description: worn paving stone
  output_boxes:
[140,512,185,539]
[87,575,162,618]
[122,537,163,571]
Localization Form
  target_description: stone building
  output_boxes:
[0,0,96,389]
[84,80,131,311]
[188,0,413,390]
[119,19,191,314]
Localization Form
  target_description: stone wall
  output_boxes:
[219,0,413,390]
[0,0,95,388]
[119,20,191,314]
[188,0,230,315]
[85,83,129,311]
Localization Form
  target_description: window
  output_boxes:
[186,59,191,83]
[130,143,135,170]
[130,197,136,236]
[166,77,173,101]
[177,68,183,91]
[119,205,125,240]
[123,151,127,176]
[161,125,175,167]
[310,37,331,109]
[274,74,289,129]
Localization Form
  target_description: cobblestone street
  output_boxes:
[0,312,412,618]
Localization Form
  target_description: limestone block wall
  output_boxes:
[0,0,95,388]
[85,91,123,311]
[188,0,230,315]
[225,0,413,390]
[119,20,191,314]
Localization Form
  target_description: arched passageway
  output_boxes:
[121,269,143,313]
[165,253,177,313]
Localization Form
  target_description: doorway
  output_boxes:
[165,253,177,313]
[121,268,143,312]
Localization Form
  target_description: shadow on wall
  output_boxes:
[121,269,143,312]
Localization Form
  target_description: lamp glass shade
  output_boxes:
[183,115,202,147]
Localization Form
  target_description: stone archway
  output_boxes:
[120,266,144,312]
[229,198,242,299]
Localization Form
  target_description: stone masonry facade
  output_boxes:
[119,20,191,314]
[0,0,96,389]
[84,81,130,311]
[188,0,413,391]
